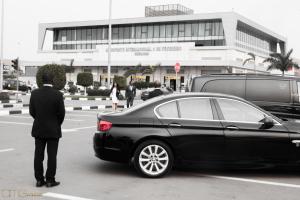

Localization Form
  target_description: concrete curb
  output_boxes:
[0,104,29,108]
[0,100,23,104]
[0,105,126,116]
[64,97,111,101]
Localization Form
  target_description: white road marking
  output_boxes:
[0,121,31,126]
[0,148,14,153]
[200,174,300,189]
[66,113,96,117]
[1,115,84,122]
[62,126,96,133]
[43,192,95,200]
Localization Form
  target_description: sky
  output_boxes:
[1,0,300,60]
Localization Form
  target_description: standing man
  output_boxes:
[125,80,136,108]
[29,73,65,187]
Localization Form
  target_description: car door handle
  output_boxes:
[292,140,300,147]
[225,126,239,131]
[168,123,182,128]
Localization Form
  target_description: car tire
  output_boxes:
[133,140,173,178]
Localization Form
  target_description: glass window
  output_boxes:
[192,23,198,37]
[87,44,92,49]
[76,29,82,41]
[81,29,87,40]
[166,24,172,38]
[97,28,102,40]
[147,25,153,38]
[87,29,92,40]
[159,24,166,38]
[172,24,178,38]
[66,30,72,41]
[153,25,160,38]
[71,29,76,41]
[118,27,124,40]
[124,27,130,39]
[185,23,192,37]
[92,29,97,40]
[178,98,213,120]
[179,24,185,37]
[246,79,291,103]
[205,22,212,36]
[198,23,205,37]
[103,28,108,40]
[156,101,178,118]
[202,80,246,98]
[217,98,265,123]
[112,27,119,40]
[135,26,142,39]
[76,44,81,49]
[141,25,147,39]
[61,30,67,42]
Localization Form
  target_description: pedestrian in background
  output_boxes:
[125,80,136,108]
[110,82,120,111]
[29,73,65,188]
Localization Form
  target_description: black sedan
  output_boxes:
[93,93,300,178]
[141,87,173,101]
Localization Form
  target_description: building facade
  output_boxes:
[35,4,287,90]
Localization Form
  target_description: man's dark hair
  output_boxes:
[42,73,54,84]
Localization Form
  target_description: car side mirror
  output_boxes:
[259,116,275,129]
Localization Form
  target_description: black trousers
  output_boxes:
[127,97,134,108]
[34,138,59,182]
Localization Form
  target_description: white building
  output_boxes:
[34,4,287,90]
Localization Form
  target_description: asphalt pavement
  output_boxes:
[1,109,300,200]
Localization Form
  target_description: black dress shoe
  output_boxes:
[46,181,60,187]
[36,180,46,187]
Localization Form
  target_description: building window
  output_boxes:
[184,23,192,37]
[135,25,142,39]
[124,27,131,39]
[179,23,185,37]
[172,24,178,38]
[92,28,97,40]
[147,25,153,38]
[76,29,82,41]
[166,24,172,38]
[153,25,160,38]
[159,24,166,38]
[141,25,148,39]
[191,23,198,37]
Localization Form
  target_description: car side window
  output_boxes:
[178,98,213,120]
[217,98,265,123]
[156,101,178,118]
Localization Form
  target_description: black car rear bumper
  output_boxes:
[93,133,130,163]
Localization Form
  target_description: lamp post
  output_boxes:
[0,0,5,91]
[107,0,112,88]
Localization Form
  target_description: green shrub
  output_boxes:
[133,81,161,89]
[36,64,66,90]
[77,73,93,88]
[87,89,110,96]
[114,76,127,90]
[0,92,9,101]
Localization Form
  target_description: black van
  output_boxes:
[189,74,300,119]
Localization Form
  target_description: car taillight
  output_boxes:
[98,120,112,132]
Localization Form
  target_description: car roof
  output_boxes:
[193,74,300,80]
[160,92,245,101]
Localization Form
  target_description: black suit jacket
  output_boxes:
[29,86,65,139]
[125,85,136,98]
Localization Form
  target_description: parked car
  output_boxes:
[189,74,300,119]
[93,93,300,178]
[3,79,31,92]
[141,87,173,101]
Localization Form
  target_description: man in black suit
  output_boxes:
[125,81,136,108]
[29,73,65,187]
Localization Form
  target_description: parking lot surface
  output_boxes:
[1,110,300,200]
